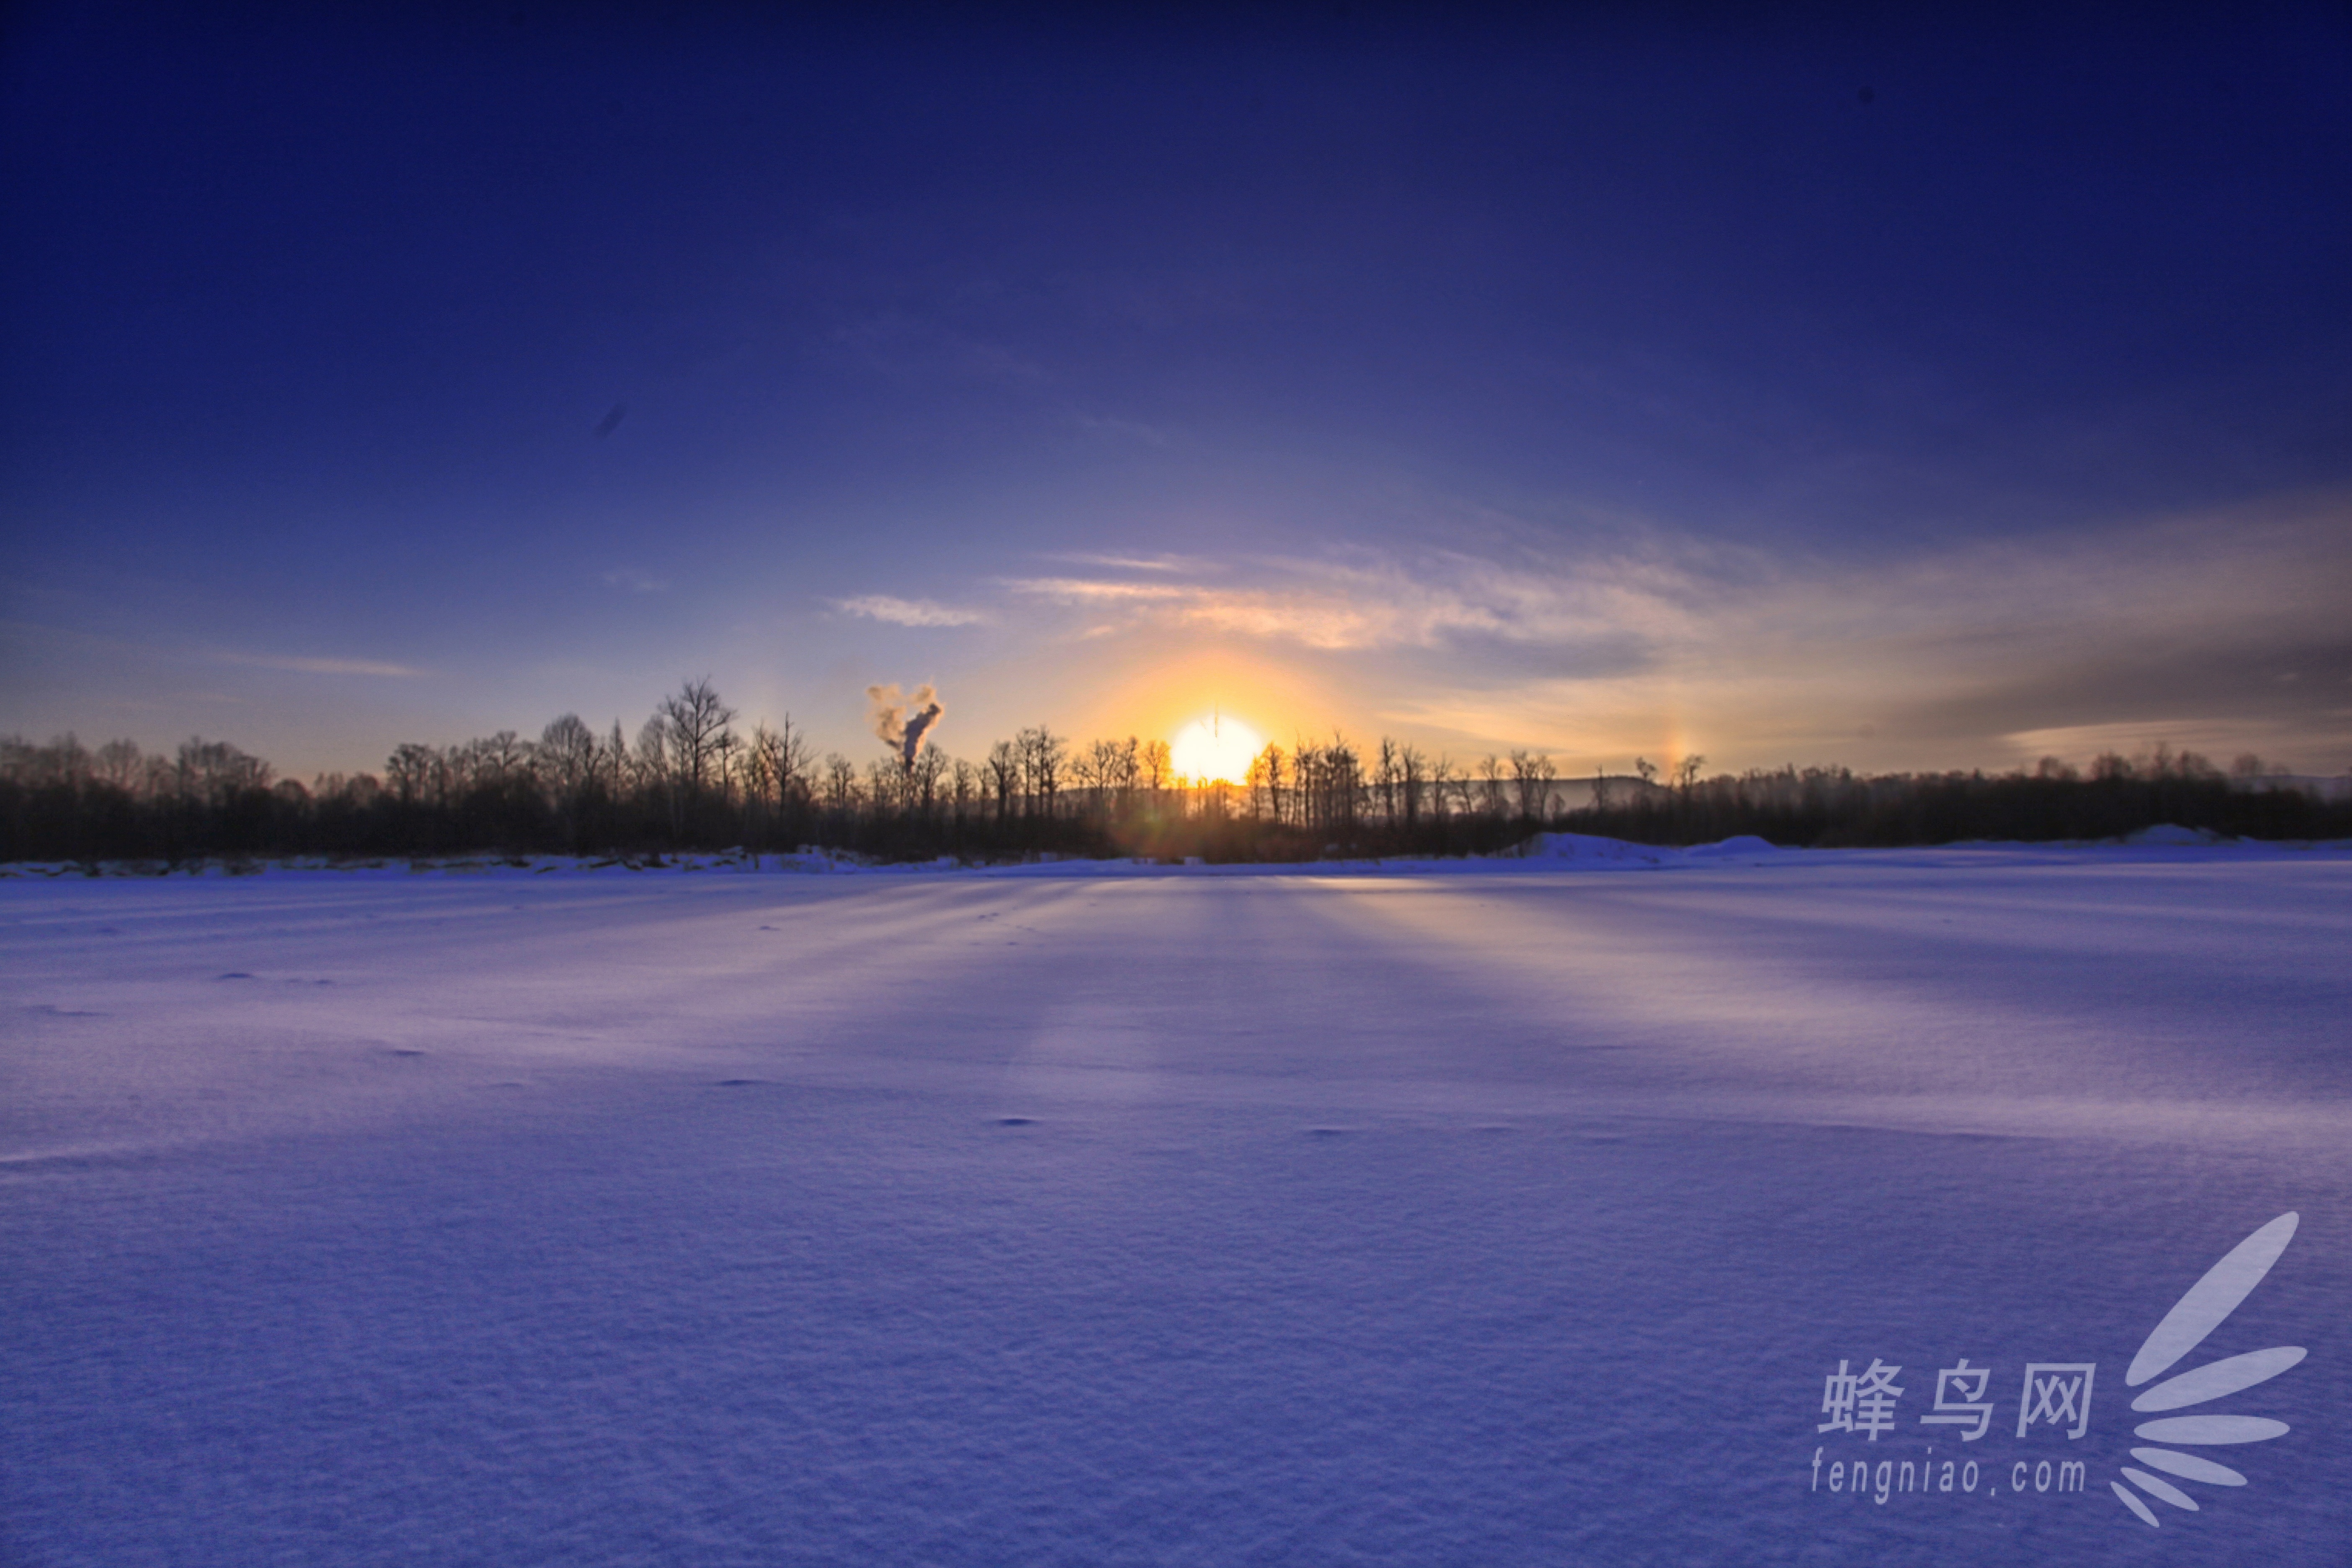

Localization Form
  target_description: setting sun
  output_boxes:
[1169,712,1264,784]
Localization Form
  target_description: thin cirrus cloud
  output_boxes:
[211,651,427,678]
[1001,578,1193,605]
[1042,552,1195,573]
[999,552,1698,654]
[965,493,2352,769]
[1415,498,2349,765]
[833,595,989,629]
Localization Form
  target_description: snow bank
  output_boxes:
[1681,833,1782,858]
[2125,822,2223,846]
[1518,830,1681,864]
[1519,830,1785,865]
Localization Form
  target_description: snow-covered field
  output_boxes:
[5,846,2347,1565]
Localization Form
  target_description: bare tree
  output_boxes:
[1243,745,1271,821]
[540,714,597,793]
[95,739,143,792]
[1113,736,1140,807]
[658,678,736,805]
[1328,733,1361,831]
[1018,726,1066,818]
[175,738,271,810]
[2175,750,2221,781]
[864,757,901,814]
[1081,738,1125,812]
[712,729,742,807]
[985,740,1019,825]
[737,728,774,821]
[909,745,947,818]
[777,714,813,806]
[821,752,859,813]
[1476,755,1507,817]
[1509,749,1556,822]
[19,733,93,794]
[478,730,530,781]
[603,721,629,797]
[1294,732,1360,833]
[539,714,600,844]
[386,743,437,807]
[950,757,978,824]
[1258,743,1287,824]
[743,716,812,826]
[634,717,673,830]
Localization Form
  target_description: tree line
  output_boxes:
[3,680,2346,864]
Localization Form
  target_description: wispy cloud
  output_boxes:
[601,568,670,594]
[1001,577,1191,604]
[974,493,2352,769]
[834,595,988,628]
[213,652,426,677]
[0,619,427,682]
[1042,551,1196,573]
[1391,496,2352,766]
[1001,551,1698,652]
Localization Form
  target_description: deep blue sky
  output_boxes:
[6,5,2348,776]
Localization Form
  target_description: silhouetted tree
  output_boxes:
[979,741,1012,826]
[1509,749,1556,822]
[658,678,736,833]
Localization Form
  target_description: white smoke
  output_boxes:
[867,683,945,769]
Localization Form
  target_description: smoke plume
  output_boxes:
[867,683,945,768]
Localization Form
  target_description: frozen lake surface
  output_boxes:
[5,848,2347,1564]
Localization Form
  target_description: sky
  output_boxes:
[5,4,2349,781]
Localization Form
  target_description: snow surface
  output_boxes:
[5,845,2348,1564]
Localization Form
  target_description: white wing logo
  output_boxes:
[2111,1211,2305,1528]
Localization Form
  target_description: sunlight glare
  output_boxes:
[1170,713,1264,784]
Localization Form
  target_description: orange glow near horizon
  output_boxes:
[1169,712,1264,784]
